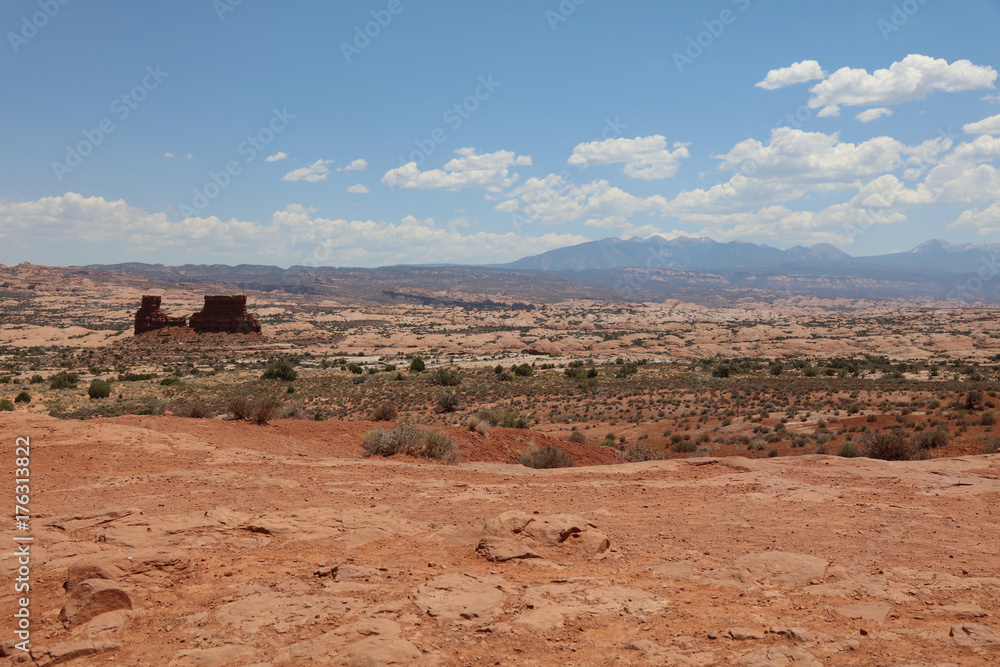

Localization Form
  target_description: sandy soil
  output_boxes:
[2,412,998,665]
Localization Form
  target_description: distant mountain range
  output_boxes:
[72,236,1000,305]
[496,235,999,276]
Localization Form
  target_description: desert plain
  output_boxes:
[1,262,999,666]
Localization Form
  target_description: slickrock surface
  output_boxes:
[2,412,999,665]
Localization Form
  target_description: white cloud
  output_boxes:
[755,60,827,90]
[282,159,333,183]
[265,152,288,162]
[0,194,590,266]
[566,135,689,180]
[964,114,1000,136]
[337,158,368,172]
[381,148,532,192]
[856,107,893,123]
[346,184,369,194]
[162,152,192,159]
[163,152,174,158]
[185,153,193,159]
[950,202,1000,234]
[807,54,997,117]
[497,174,668,228]
[982,93,1000,103]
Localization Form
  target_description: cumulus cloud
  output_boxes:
[381,148,532,192]
[337,158,368,172]
[265,152,288,162]
[806,54,997,117]
[964,114,1000,135]
[346,184,369,194]
[566,135,689,180]
[282,159,333,183]
[856,107,893,123]
[0,194,589,266]
[755,60,827,90]
[950,202,1000,234]
[497,174,668,228]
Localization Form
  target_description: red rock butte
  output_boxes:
[134,295,262,335]
[133,295,187,335]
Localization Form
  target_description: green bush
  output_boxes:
[712,364,730,378]
[499,409,527,429]
[14,391,30,404]
[227,395,279,424]
[361,424,458,464]
[49,371,79,390]
[430,368,462,386]
[88,380,112,399]
[409,357,425,373]
[836,442,859,457]
[671,441,697,453]
[29,375,44,384]
[978,438,1000,454]
[348,363,363,374]
[0,399,13,411]
[513,363,533,377]
[118,372,157,382]
[803,368,818,377]
[517,443,574,469]
[567,429,586,444]
[261,360,297,381]
[159,377,181,386]
[0,377,9,384]
[176,401,211,418]
[435,393,460,413]
[912,427,951,450]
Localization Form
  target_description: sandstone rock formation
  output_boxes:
[133,296,186,335]
[188,295,262,334]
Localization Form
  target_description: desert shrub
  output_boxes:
[409,357,425,373]
[497,371,514,381]
[0,399,13,411]
[769,361,784,376]
[29,375,44,384]
[836,442,859,457]
[517,443,574,468]
[348,363,363,374]
[671,441,697,453]
[159,377,181,386]
[227,395,278,423]
[862,431,918,461]
[564,361,597,380]
[370,402,398,421]
[361,424,458,464]
[513,363,533,377]
[279,402,305,419]
[118,372,156,382]
[499,409,528,429]
[435,392,460,413]
[625,442,665,462]
[430,368,462,386]
[911,427,951,450]
[712,364,730,378]
[978,438,1000,454]
[471,407,501,426]
[49,371,79,390]
[177,401,211,418]
[980,412,996,426]
[766,448,779,458]
[803,368,818,377]
[616,362,639,378]
[598,437,617,448]
[261,360,297,381]
[466,415,489,435]
[964,390,984,410]
[88,380,112,399]
[567,429,586,444]
[14,391,31,404]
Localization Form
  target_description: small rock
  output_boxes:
[733,551,828,586]
[339,636,422,666]
[30,641,119,667]
[59,579,132,629]
[727,627,765,640]
[949,623,998,647]
[475,537,541,562]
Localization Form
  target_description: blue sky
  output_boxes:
[2,0,1000,267]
